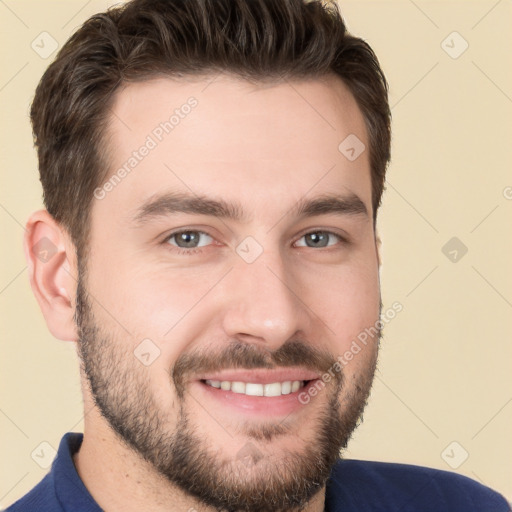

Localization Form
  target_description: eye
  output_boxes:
[294,231,343,249]
[162,229,345,256]
[165,230,214,251]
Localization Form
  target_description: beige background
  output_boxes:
[1,0,511,508]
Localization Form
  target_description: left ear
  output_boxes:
[23,209,79,342]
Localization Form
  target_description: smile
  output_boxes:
[203,379,307,397]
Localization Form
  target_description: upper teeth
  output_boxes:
[205,380,304,397]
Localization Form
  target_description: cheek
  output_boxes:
[91,254,378,341]
[85,247,227,371]
[305,260,380,339]
[303,267,380,380]
[85,236,194,329]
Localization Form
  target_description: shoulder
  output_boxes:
[5,433,88,512]
[4,473,61,512]
[326,459,511,512]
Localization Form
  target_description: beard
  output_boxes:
[75,273,379,512]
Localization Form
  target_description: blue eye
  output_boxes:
[163,229,345,256]
[295,231,343,248]
[166,230,214,250]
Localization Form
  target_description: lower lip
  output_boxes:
[195,380,318,416]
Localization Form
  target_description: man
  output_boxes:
[8,0,509,511]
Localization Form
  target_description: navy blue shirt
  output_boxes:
[7,433,510,511]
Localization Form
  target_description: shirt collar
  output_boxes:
[53,432,103,512]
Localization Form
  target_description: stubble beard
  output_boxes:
[75,274,378,512]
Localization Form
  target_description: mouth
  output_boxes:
[193,369,321,416]
[203,379,308,397]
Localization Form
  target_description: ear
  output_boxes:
[24,210,78,342]
[375,230,382,268]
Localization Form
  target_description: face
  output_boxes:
[76,74,381,511]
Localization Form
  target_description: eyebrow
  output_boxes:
[132,191,368,225]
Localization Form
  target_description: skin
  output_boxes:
[25,73,381,511]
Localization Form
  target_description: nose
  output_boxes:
[219,249,314,351]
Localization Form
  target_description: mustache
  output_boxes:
[172,339,341,397]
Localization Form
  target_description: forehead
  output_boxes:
[97,73,371,225]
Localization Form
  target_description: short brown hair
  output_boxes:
[31,0,391,258]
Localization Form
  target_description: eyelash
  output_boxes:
[163,229,348,256]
